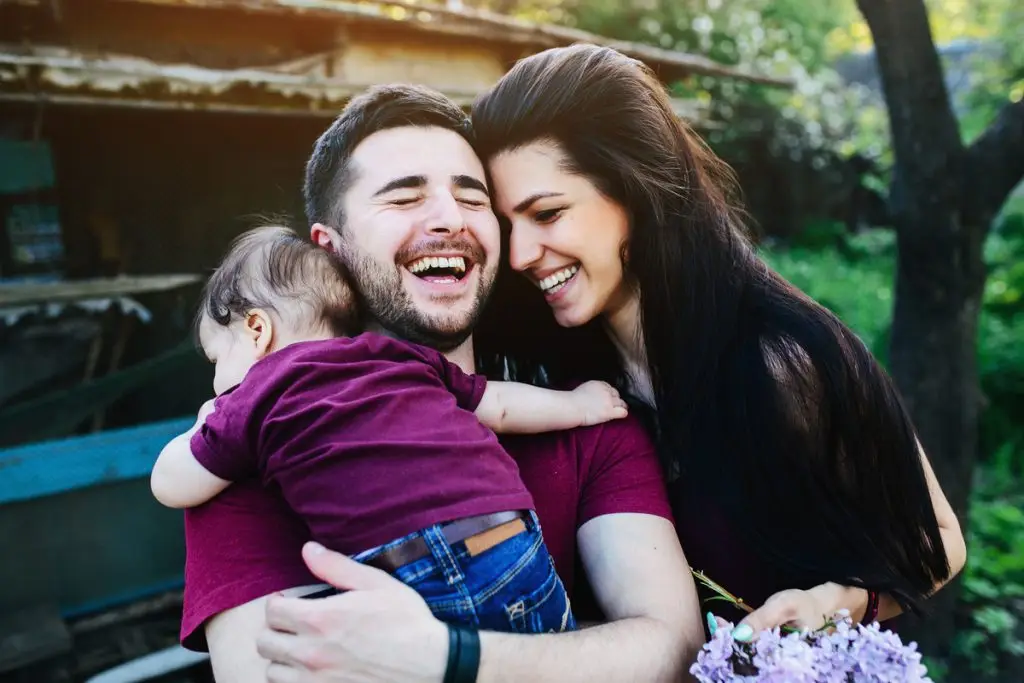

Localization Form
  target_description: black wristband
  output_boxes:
[443,625,480,683]
[443,624,461,683]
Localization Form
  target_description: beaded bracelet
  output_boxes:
[863,589,880,624]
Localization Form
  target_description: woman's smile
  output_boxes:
[534,263,580,298]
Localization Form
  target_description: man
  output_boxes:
[181,84,703,682]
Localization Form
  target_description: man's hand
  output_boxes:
[570,381,628,426]
[257,542,449,683]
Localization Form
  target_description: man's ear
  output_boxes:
[311,223,342,252]
[244,309,275,358]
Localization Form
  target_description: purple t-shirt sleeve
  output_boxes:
[181,481,314,651]
[190,389,257,482]
[575,415,674,526]
[419,346,488,411]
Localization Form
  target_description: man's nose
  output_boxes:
[424,191,465,236]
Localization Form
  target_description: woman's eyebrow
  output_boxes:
[513,191,564,214]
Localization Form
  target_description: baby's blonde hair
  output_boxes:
[197,226,356,337]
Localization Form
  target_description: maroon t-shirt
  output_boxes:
[181,415,673,650]
[191,333,534,556]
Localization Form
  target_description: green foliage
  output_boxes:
[761,229,896,358]
[985,213,1024,316]
[979,213,1024,458]
[948,0,1024,142]
[507,0,890,165]
[553,0,853,73]
[949,464,1024,677]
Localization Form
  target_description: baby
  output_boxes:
[151,226,627,633]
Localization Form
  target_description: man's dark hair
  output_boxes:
[303,84,474,229]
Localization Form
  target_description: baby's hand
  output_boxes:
[571,381,628,426]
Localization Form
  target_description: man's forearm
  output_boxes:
[477,616,694,683]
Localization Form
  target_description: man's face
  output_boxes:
[315,126,500,351]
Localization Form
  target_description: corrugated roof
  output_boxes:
[0,44,709,119]
[106,0,792,86]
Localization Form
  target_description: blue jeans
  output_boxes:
[357,511,576,633]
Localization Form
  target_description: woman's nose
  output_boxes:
[508,222,543,272]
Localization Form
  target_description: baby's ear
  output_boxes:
[245,309,275,357]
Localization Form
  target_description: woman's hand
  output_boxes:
[257,542,449,683]
[730,583,865,641]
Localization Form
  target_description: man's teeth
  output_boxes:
[538,265,579,293]
[407,256,467,274]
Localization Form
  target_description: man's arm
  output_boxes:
[256,518,704,683]
[207,585,328,683]
[475,380,627,433]
[475,513,703,682]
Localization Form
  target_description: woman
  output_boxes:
[471,43,966,636]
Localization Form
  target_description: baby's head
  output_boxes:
[196,226,356,394]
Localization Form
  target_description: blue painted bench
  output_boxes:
[0,418,193,618]
[0,417,193,506]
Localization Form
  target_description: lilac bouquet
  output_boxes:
[690,572,933,682]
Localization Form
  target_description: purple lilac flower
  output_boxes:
[689,618,933,683]
[753,630,818,683]
[839,622,931,682]
[690,628,752,682]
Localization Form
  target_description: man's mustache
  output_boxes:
[396,238,487,267]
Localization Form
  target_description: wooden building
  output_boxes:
[0,0,784,278]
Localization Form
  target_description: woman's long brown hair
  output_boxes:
[472,44,949,611]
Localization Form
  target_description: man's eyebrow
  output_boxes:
[372,175,427,197]
[453,175,489,194]
[513,191,564,214]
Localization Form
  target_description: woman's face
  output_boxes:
[489,140,632,328]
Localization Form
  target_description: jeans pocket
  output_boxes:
[503,555,576,634]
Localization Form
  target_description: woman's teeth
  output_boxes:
[538,265,579,294]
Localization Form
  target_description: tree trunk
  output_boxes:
[855,0,985,656]
[888,238,983,649]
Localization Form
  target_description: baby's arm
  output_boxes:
[475,380,627,434]
[151,400,231,509]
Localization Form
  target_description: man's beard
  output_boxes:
[338,238,494,352]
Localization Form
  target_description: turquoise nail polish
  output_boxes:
[733,624,754,642]
[706,612,717,635]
